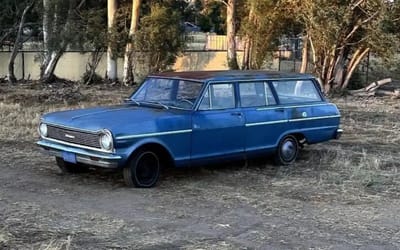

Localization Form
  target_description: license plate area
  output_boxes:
[62,151,77,164]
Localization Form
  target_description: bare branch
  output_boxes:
[351,0,365,10]
[212,0,228,7]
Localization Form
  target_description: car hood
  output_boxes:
[42,104,191,137]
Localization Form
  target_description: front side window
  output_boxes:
[239,82,276,107]
[132,78,203,109]
[272,80,322,104]
[199,83,235,110]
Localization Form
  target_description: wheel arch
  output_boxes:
[275,131,307,147]
[127,141,175,169]
[291,132,307,145]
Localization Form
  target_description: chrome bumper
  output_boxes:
[335,128,343,139]
[37,140,121,168]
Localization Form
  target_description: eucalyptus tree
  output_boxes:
[282,0,396,93]
[134,3,185,74]
[122,0,141,85]
[41,0,86,82]
[107,0,118,81]
[8,1,35,84]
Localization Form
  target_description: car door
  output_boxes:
[239,81,288,154]
[191,82,245,162]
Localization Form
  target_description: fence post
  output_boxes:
[293,50,296,72]
[278,50,281,71]
[366,51,370,85]
[21,51,25,80]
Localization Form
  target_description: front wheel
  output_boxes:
[123,150,161,188]
[274,135,299,165]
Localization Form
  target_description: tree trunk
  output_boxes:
[107,0,118,81]
[241,3,254,70]
[41,0,76,82]
[241,37,250,70]
[42,51,63,82]
[226,0,238,70]
[8,1,34,84]
[85,48,104,85]
[122,0,141,85]
[41,0,51,78]
[341,48,370,90]
[299,34,308,73]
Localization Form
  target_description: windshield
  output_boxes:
[131,77,204,110]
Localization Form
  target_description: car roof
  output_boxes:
[149,70,314,83]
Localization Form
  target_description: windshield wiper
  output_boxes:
[142,101,169,109]
[124,98,140,106]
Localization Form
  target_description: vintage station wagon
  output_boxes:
[37,71,342,187]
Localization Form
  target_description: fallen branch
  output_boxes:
[375,89,400,99]
[349,78,393,97]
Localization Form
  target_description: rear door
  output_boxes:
[239,81,288,153]
[191,83,245,161]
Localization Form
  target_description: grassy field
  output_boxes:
[0,81,399,249]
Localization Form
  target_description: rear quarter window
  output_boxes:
[272,80,322,104]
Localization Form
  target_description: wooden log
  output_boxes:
[375,89,400,98]
[349,78,392,95]
[351,91,376,97]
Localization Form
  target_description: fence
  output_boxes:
[0,35,390,84]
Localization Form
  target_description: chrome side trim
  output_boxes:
[256,103,334,111]
[245,120,288,127]
[297,125,338,131]
[289,115,341,122]
[116,129,193,140]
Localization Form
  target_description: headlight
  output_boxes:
[99,130,113,151]
[39,123,48,137]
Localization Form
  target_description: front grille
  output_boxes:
[47,125,101,149]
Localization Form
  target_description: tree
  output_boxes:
[75,0,108,84]
[41,0,81,82]
[203,0,239,69]
[283,0,396,93]
[135,3,185,74]
[107,0,118,81]
[240,0,280,69]
[8,1,35,84]
[122,0,141,85]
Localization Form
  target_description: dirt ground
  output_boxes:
[0,82,399,249]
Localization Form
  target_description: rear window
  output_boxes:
[272,80,322,104]
[239,82,276,107]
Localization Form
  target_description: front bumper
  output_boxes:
[37,140,122,168]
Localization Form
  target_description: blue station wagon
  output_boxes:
[37,71,342,187]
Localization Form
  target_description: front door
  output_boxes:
[191,83,245,162]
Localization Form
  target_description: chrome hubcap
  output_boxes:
[281,139,296,161]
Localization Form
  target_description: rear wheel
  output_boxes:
[123,150,161,188]
[55,157,89,173]
[274,135,299,165]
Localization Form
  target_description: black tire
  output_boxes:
[274,135,299,165]
[123,150,161,188]
[55,157,89,173]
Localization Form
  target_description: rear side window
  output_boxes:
[239,82,276,107]
[272,80,322,104]
[199,83,235,110]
